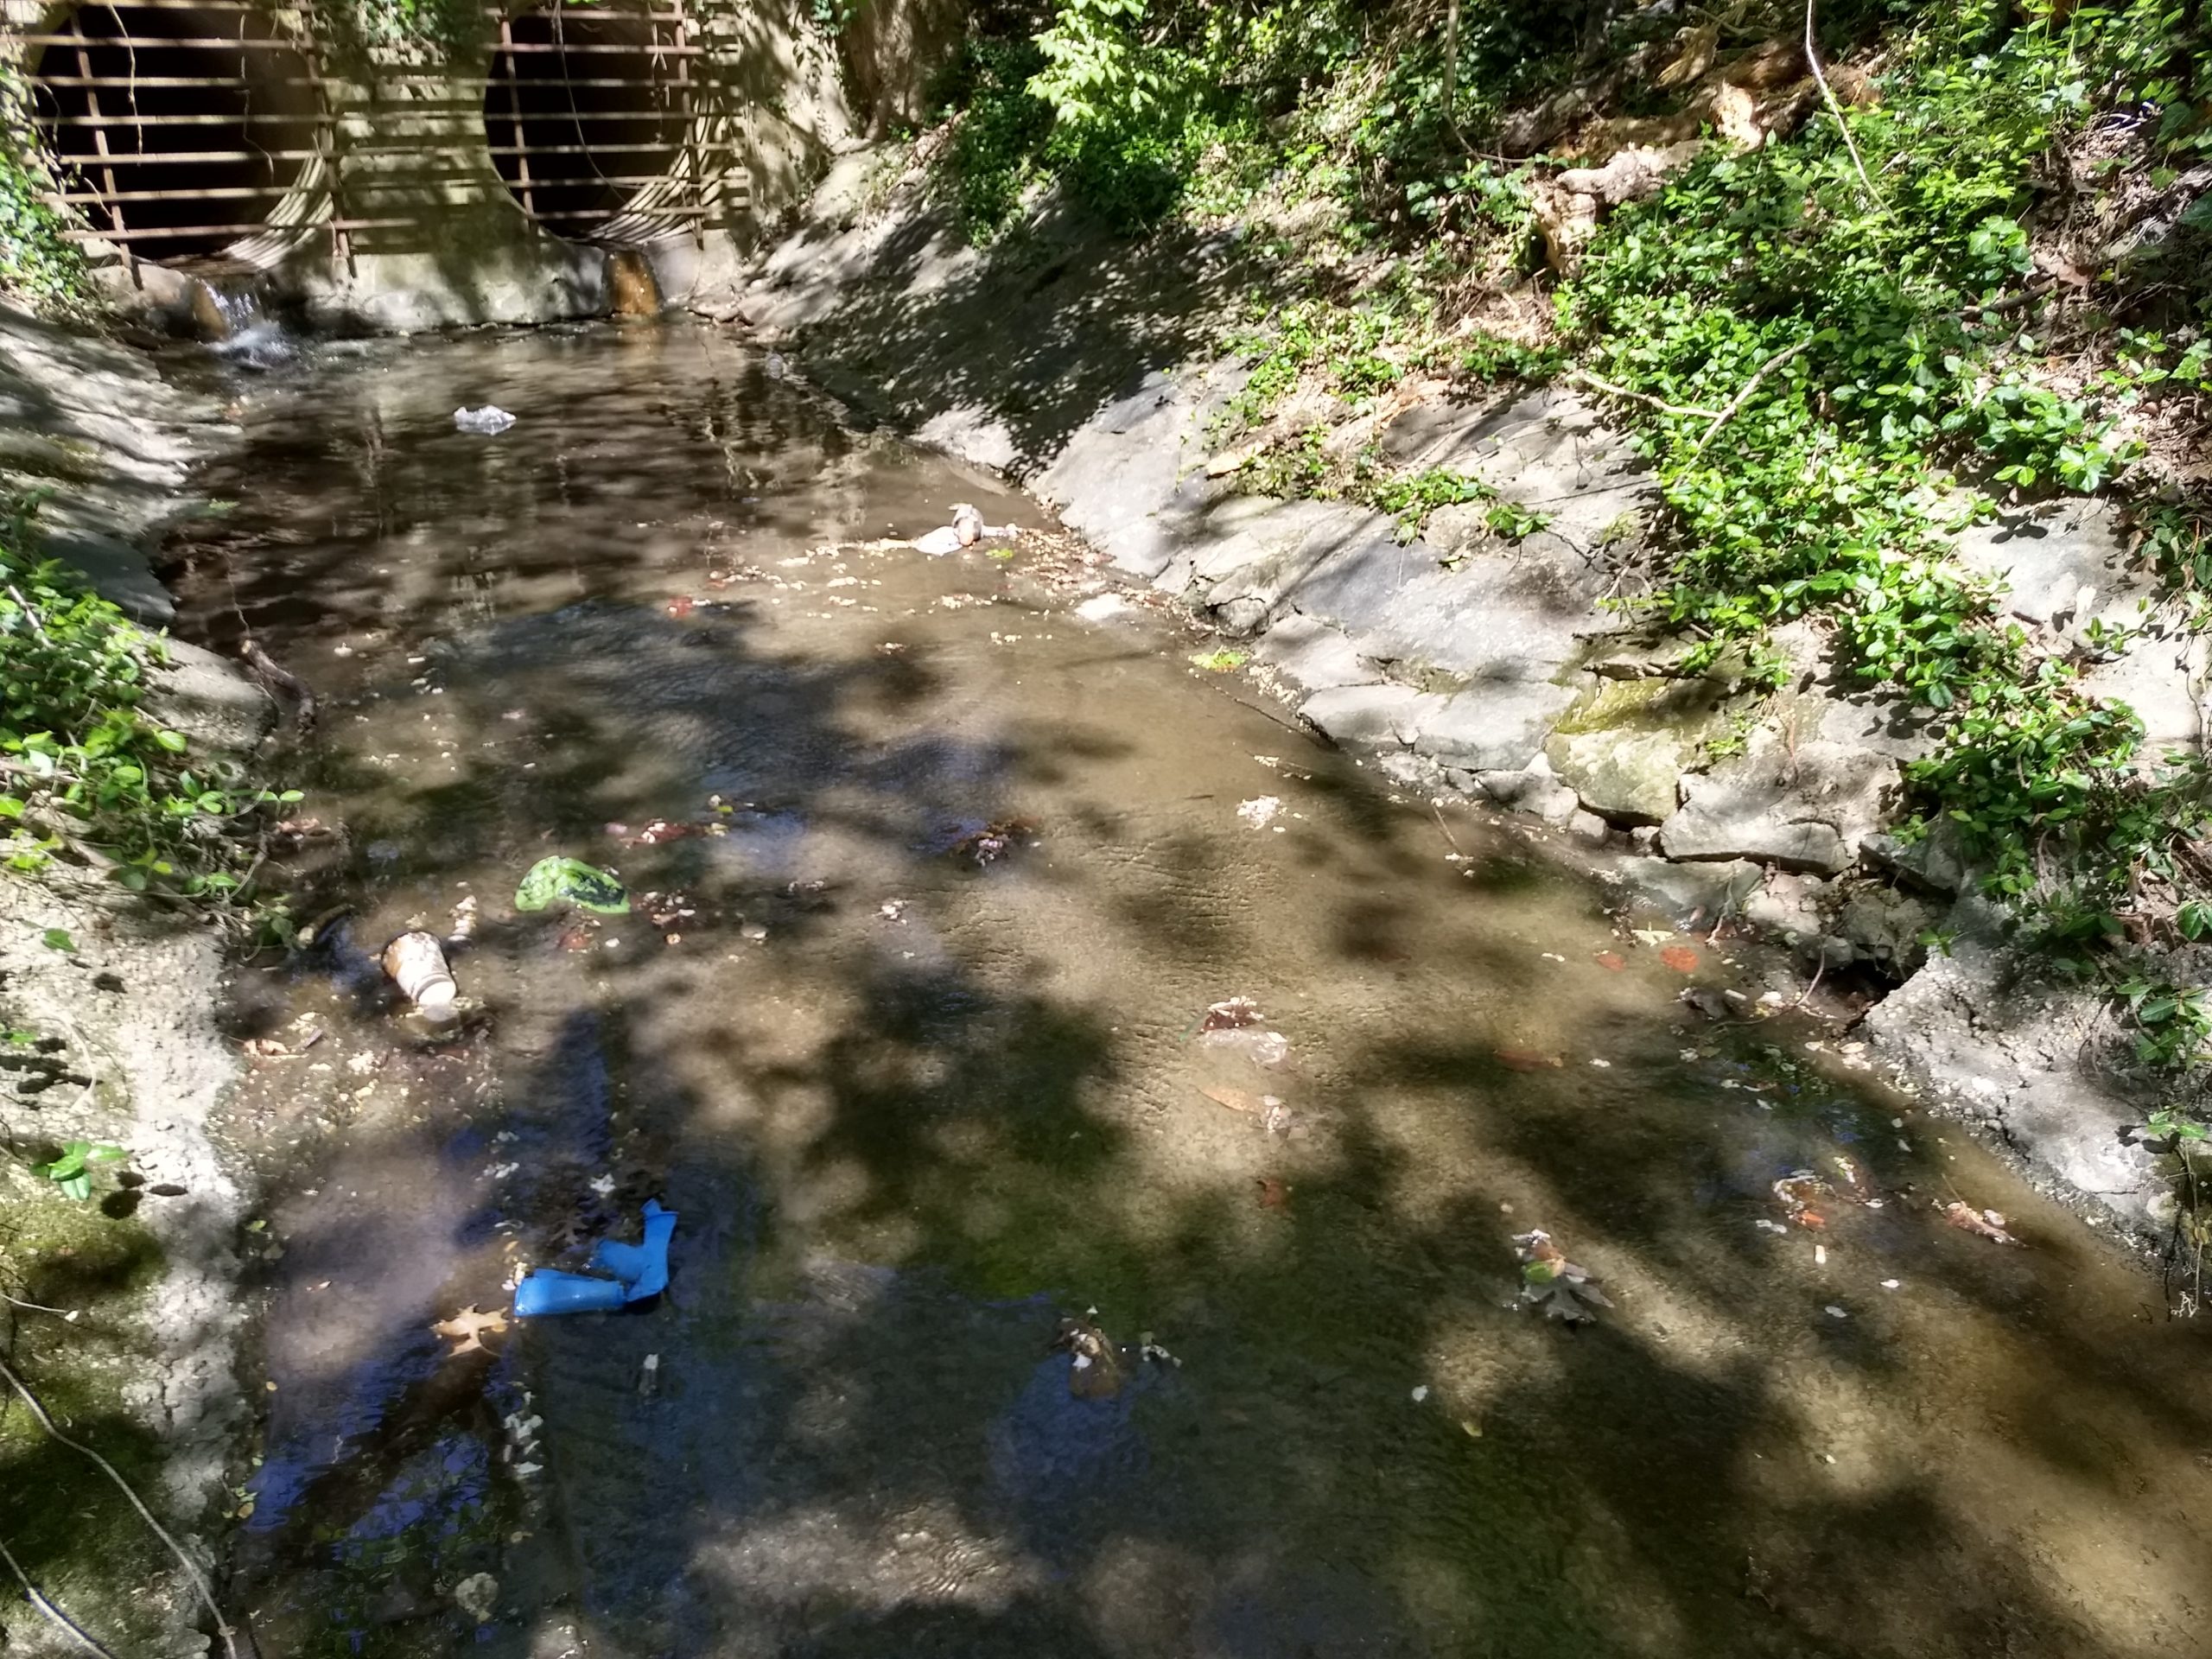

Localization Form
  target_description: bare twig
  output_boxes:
[1441,0,1463,132]
[1806,0,1877,203]
[0,1535,115,1659]
[1566,369,1725,421]
[6,583,50,645]
[1691,337,1817,457]
[1,1288,76,1318]
[0,1354,240,1659]
[1793,952,1828,1012]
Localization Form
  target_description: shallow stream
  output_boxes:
[170,321,2212,1659]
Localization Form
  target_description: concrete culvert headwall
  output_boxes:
[484,0,692,245]
[27,1,322,264]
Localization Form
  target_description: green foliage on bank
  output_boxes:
[1,496,299,900]
[938,0,2212,1071]
[0,69,94,320]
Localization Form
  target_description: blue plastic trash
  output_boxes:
[591,1198,677,1302]
[513,1199,677,1318]
[514,1270,626,1318]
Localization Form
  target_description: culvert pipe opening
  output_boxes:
[27,2,323,264]
[485,0,692,245]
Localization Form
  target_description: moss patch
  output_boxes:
[0,1176,174,1656]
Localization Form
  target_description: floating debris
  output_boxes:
[454,405,515,435]
[382,931,460,1020]
[1514,1230,1612,1325]
[515,855,629,915]
[951,817,1037,865]
[1943,1201,2021,1246]
[429,1305,508,1357]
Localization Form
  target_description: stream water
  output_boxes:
[167,321,2212,1659]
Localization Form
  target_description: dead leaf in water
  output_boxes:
[1513,1230,1611,1325]
[1659,945,1701,973]
[1201,1085,1262,1114]
[1495,1046,1564,1072]
[1944,1202,2021,1246]
[1200,997,1263,1032]
[1255,1176,1291,1211]
[431,1306,509,1357]
[1594,951,1626,971]
[1772,1169,1833,1230]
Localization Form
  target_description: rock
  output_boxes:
[2076,626,2206,754]
[1382,388,1655,560]
[1863,899,2166,1233]
[452,1573,499,1625]
[1544,676,1733,825]
[1662,784,1852,874]
[1298,683,1432,749]
[1299,679,1576,773]
[144,640,279,760]
[1658,715,1902,874]
[1250,611,1379,691]
[1471,766,1581,825]
[1420,683,1580,772]
[1949,499,2139,632]
[1740,870,1834,939]
[1567,809,1614,846]
[1834,883,1936,974]
[1861,825,1973,896]
[1613,855,1764,927]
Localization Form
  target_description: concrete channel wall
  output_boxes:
[1,0,925,330]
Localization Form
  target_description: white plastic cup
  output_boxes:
[382,931,459,1019]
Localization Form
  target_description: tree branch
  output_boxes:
[1806,0,1877,204]
[1567,369,1725,422]
[1691,336,1816,457]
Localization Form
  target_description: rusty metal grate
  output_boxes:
[11,0,367,266]
[483,0,713,246]
[3,0,738,270]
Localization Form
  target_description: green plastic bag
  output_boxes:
[515,856,630,915]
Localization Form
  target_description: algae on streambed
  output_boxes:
[166,321,2212,1659]
[0,1177,175,1657]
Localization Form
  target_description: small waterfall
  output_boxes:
[189,279,296,370]
[607,249,662,318]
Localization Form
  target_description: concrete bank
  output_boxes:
[702,149,2200,1243]
[2,301,274,1656]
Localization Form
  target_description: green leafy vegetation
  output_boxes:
[34,1139,129,1202]
[1,495,297,899]
[0,68,94,319]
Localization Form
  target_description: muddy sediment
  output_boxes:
[143,322,2212,1659]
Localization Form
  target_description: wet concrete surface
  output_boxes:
[168,321,2212,1658]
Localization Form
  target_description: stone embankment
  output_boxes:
[2,301,271,1656]
[702,153,2199,1238]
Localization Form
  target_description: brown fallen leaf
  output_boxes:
[430,1305,509,1357]
[1594,950,1627,971]
[1496,1046,1565,1072]
[1202,1084,1262,1114]
[1513,1230,1612,1325]
[1944,1201,2021,1246]
[1659,944,1701,973]
[1052,1315,1128,1400]
[1255,1176,1292,1211]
